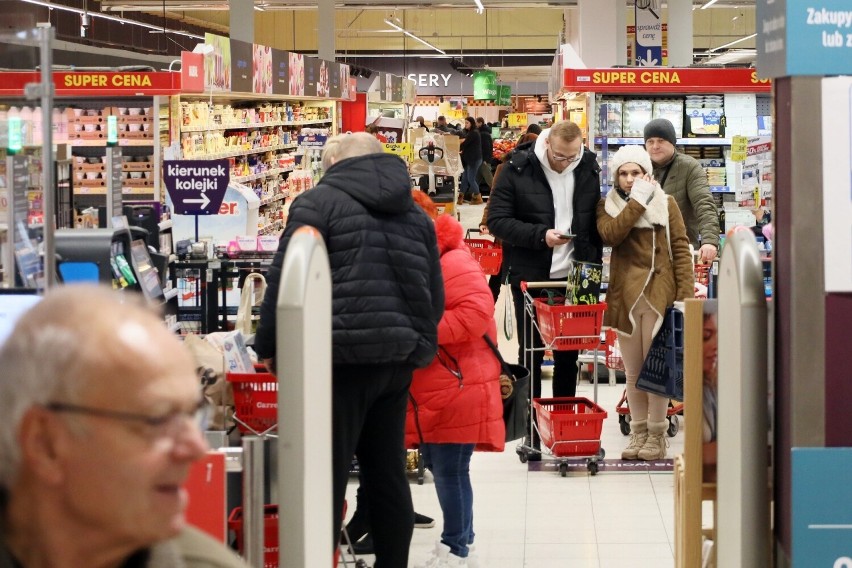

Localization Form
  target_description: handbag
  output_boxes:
[484,335,530,442]
[636,307,685,401]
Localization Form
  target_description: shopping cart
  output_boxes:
[516,281,608,475]
[226,367,278,437]
[613,309,684,437]
[464,229,502,276]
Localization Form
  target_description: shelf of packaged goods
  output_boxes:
[158,219,173,231]
[232,167,295,184]
[710,186,732,193]
[594,137,733,146]
[72,187,155,195]
[260,191,289,206]
[180,118,332,133]
[185,143,298,161]
[258,220,283,236]
[70,139,154,147]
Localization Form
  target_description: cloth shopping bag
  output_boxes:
[636,307,685,401]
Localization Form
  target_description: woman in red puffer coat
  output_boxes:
[407,191,504,566]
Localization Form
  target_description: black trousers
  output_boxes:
[511,282,580,400]
[332,363,414,568]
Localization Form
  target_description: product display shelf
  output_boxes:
[187,143,297,161]
[595,137,733,146]
[258,220,283,236]
[260,191,289,206]
[232,166,295,184]
[180,118,332,133]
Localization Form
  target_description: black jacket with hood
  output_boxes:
[487,141,603,285]
[255,153,445,368]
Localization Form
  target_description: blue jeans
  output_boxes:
[461,159,482,195]
[420,443,476,558]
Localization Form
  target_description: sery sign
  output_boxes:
[164,160,230,215]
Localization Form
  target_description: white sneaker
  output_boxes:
[414,541,452,568]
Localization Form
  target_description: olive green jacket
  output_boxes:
[652,152,720,248]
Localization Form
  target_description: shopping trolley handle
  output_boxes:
[520,280,570,293]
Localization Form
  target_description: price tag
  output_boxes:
[507,113,528,128]
[730,135,748,162]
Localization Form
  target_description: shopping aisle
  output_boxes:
[344,202,682,568]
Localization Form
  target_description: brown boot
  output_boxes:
[638,420,669,460]
[620,419,647,460]
[457,193,465,205]
[470,194,484,205]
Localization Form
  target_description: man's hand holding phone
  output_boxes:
[545,229,574,247]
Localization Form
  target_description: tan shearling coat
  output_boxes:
[597,186,694,337]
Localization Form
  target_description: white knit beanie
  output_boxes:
[609,144,653,185]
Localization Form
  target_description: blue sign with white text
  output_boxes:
[163,159,230,215]
[757,0,852,78]
[792,448,852,567]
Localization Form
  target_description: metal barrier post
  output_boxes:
[716,228,770,567]
[276,227,332,568]
[242,435,266,568]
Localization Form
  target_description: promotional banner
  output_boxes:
[204,33,230,92]
[634,3,663,66]
[229,39,253,94]
[563,68,771,94]
[496,84,512,106]
[180,52,204,93]
[252,44,272,94]
[820,77,852,292]
[271,48,289,96]
[289,52,304,96]
[163,160,230,216]
[473,70,498,100]
[303,56,320,97]
[757,0,852,78]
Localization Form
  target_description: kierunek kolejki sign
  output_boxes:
[163,159,230,215]
[756,0,852,78]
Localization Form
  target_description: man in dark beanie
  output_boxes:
[644,117,720,262]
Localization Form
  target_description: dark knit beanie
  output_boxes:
[643,118,678,146]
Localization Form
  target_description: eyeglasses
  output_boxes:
[547,146,582,163]
[45,398,210,442]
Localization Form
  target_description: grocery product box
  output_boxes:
[595,99,623,137]
[652,100,684,138]
[684,108,724,137]
[622,99,653,138]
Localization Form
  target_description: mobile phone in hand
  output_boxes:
[556,232,575,240]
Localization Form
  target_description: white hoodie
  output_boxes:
[534,129,583,278]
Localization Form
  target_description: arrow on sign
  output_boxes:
[185,193,211,209]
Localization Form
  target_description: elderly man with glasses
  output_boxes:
[0,285,249,568]
[487,121,603,459]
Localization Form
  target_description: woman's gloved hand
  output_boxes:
[629,176,657,207]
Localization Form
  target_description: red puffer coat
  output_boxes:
[405,214,505,452]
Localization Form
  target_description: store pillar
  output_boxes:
[570,0,626,67]
[317,0,334,62]
[229,0,253,44]
[666,0,693,67]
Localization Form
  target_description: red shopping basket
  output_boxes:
[228,505,280,568]
[533,397,607,457]
[534,300,607,350]
[694,264,711,287]
[602,328,624,371]
[226,368,278,435]
[464,239,502,275]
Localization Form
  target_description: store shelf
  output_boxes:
[73,187,156,195]
[181,118,332,133]
[710,186,732,193]
[232,166,294,184]
[260,191,289,206]
[258,220,283,235]
[185,142,298,161]
[594,137,732,146]
[70,139,154,147]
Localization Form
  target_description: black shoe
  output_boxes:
[351,534,374,555]
[414,512,435,528]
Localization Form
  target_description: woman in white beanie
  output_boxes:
[597,145,694,460]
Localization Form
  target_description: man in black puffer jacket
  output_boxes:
[488,121,602,432]
[255,133,444,567]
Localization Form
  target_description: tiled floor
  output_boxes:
[343,202,685,567]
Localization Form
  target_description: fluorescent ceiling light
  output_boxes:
[474,0,484,14]
[20,0,204,40]
[383,18,446,55]
[709,32,757,52]
[701,0,720,9]
[703,49,755,66]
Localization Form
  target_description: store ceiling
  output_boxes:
[100,0,758,10]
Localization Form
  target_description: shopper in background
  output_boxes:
[643,118,720,262]
[487,120,603,457]
[475,117,494,191]
[255,132,445,567]
[0,285,248,568]
[458,116,483,205]
[416,115,429,131]
[405,191,504,567]
[478,127,541,303]
[597,145,694,460]
[435,115,453,133]
[702,307,719,482]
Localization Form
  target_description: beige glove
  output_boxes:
[630,177,657,207]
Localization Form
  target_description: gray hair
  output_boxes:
[0,286,155,488]
[321,132,383,171]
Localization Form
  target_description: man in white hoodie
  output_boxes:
[488,121,603,455]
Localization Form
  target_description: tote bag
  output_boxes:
[636,307,685,401]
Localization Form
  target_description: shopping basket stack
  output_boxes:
[464,238,502,276]
[226,367,278,436]
[228,505,280,568]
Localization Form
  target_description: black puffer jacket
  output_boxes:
[487,142,603,284]
[255,153,445,368]
[460,128,482,166]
